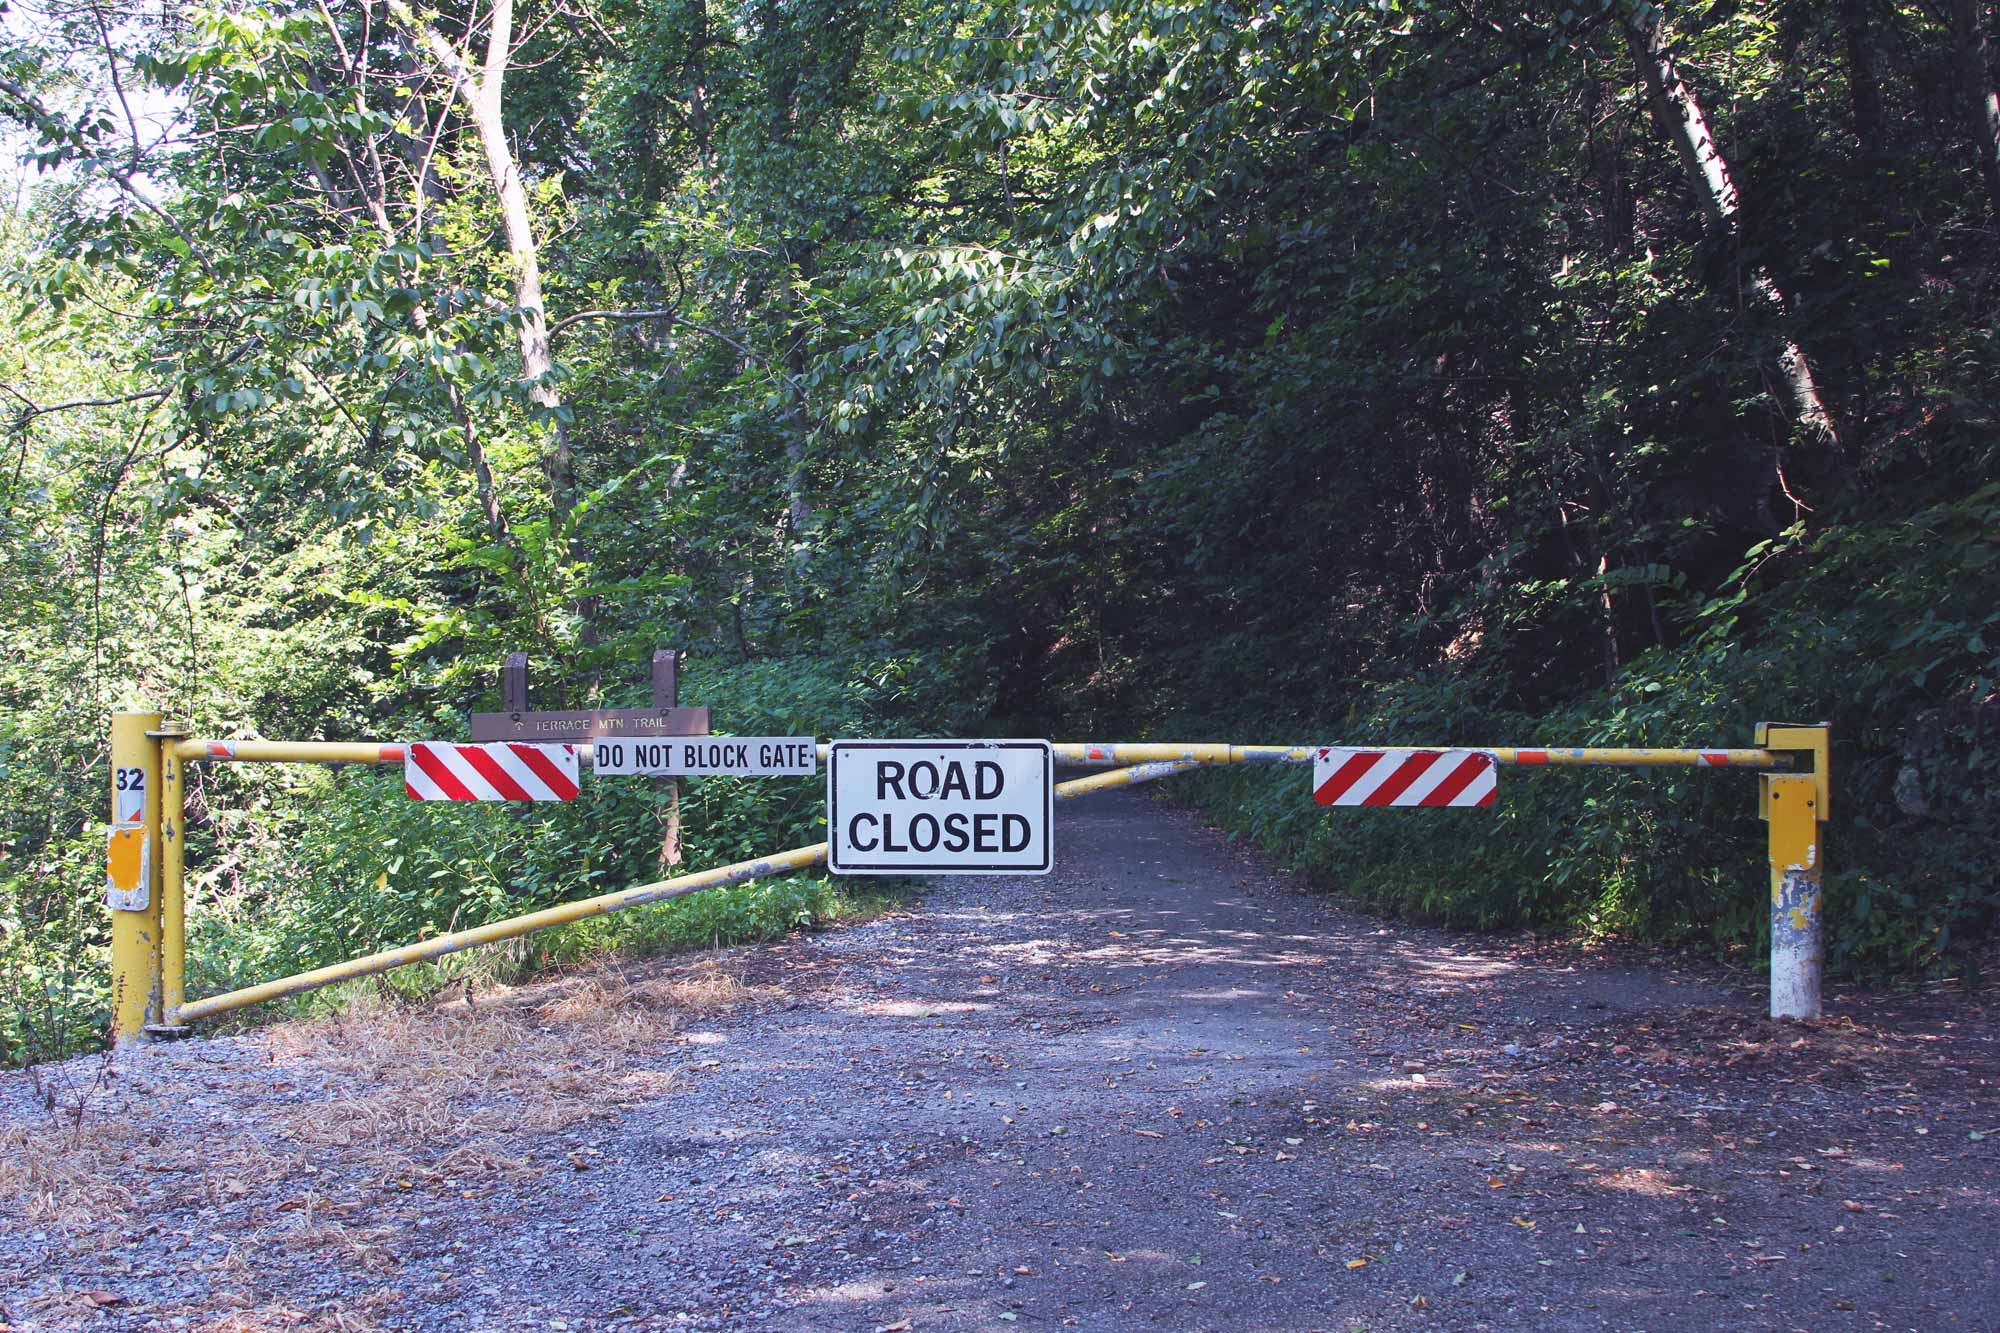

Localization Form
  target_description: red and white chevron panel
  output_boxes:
[1313,748,1497,808]
[404,742,580,802]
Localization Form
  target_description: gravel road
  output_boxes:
[4,789,1997,1332]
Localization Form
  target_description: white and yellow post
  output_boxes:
[107,709,164,1041]
[1758,723,1831,1020]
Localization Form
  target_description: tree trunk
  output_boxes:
[392,48,450,226]
[392,0,597,657]
[468,0,572,531]
[1950,0,2000,225]
[448,385,513,545]
[782,323,813,543]
[1840,0,1883,149]
[392,0,574,529]
[1622,10,1843,450]
[1555,505,1619,686]
[1587,79,1634,256]
[1595,552,1620,688]
[688,2,713,164]
[758,4,815,561]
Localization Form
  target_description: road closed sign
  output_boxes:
[827,740,1053,876]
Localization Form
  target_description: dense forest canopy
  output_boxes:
[1,0,1995,1060]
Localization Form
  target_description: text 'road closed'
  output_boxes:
[827,740,1053,875]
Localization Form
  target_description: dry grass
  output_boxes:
[268,955,770,1159]
[0,952,771,1326]
[0,1119,142,1237]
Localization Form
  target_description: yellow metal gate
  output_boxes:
[103,716,1830,1040]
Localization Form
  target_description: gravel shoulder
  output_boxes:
[4,789,1997,1333]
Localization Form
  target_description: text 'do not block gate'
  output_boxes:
[404,742,580,802]
[1313,748,1496,808]
[828,740,1053,875]
[593,736,817,777]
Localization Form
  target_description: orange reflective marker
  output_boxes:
[107,825,151,911]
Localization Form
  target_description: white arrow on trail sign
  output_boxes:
[827,740,1053,876]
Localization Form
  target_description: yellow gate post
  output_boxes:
[107,709,164,1041]
[1758,723,1831,1020]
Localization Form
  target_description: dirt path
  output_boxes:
[5,790,1998,1332]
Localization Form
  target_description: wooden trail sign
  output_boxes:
[468,707,712,742]
[467,650,711,742]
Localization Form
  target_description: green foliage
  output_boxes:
[1177,477,2000,979]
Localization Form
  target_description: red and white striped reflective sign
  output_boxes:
[1313,748,1497,808]
[404,742,580,802]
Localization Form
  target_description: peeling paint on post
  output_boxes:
[1762,772,1823,1020]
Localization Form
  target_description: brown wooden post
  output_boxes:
[651,650,679,712]
[502,652,530,715]
[654,648,684,871]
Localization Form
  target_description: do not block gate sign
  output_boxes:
[827,741,1053,875]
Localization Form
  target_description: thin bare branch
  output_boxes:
[83,0,144,171]
[4,386,171,422]
[0,75,217,277]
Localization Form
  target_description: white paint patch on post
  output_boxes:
[1770,862,1823,1020]
[1762,771,1824,1021]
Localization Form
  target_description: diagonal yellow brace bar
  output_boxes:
[174,841,831,1023]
